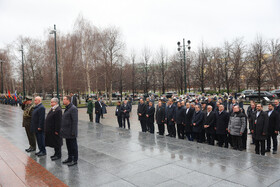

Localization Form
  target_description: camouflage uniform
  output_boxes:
[22,101,36,150]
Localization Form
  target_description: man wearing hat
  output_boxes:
[21,96,36,152]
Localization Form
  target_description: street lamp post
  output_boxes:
[0,59,4,94]
[177,39,191,94]
[19,45,25,99]
[50,24,60,106]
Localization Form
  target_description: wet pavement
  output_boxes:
[1,104,280,186]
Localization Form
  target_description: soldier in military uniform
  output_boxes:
[21,96,36,152]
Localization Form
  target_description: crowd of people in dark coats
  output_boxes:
[135,95,280,156]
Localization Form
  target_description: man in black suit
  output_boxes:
[184,102,194,141]
[166,100,176,137]
[247,102,257,144]
[31,96,46,157]
[192,104,205,143]
[252,104,268,156]
[115,101,122,128]
[137,99,147,132]
[266,103,279,154]
[95,97,102,123]
[175,101,185,139]
[156,101,165,135]
[61,95,79,166]
[121,100,131,129]
[146,101,155,134]
[204,105,216,145]
[70,92,78,107]
[215,105,230,148]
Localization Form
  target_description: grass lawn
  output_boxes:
[41,100,87,109]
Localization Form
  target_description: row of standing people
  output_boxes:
[22,95,79,166]
[136,98,280,155]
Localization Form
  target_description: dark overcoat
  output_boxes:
[204,111,216,134]
[121,104,131,118]
[31,103,45,133]
[267,110,279,135]
[146,106,155,123]
[192,110,205,133]
[252,111,268,140]
[137,103,147,120]
[61,103,78,139]
[156,106,165,124]
[45,106,62,148]
[215,111,229,135]
[184,108,194,133]
[115,105,122,117]
[95,101,102,114]
[174,106,185,124]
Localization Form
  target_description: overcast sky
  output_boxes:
[1,0,280,54]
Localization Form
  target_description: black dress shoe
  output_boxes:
[62,159,72,164]
[25,148,32,152]
[265,149,271,152]
[37,152,46,157]
[28,148,36,152]
[51,156,61,161]
[67,161,77,167]
[35,151,41,155]
[50,155,56,159]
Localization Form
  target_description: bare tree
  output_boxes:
[130,50,137,98]
[100,26,125,103]
[266,39,280,89]
[231,38,246,92]
[157,47,168,94]
[195,42,209,93]
[249,36,267,101]
[142,47,151,95]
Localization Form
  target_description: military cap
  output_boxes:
[25,96,33,101]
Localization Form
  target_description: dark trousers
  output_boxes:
[216,134,228,148]
[89,113,93,122]
[123,117,130,129]
[242,128,248,149]
[54,147,61,157]
[167,120,176,137]
[206,133,215,145]
[25,125,36,149]
[36,131,46,153]
[66,138,78,162]
[185,126,193,141]
[140,119,147,132]
[186,132,193,141]
[267,134,278,151]
[157,123,165,135]
[146,120,150,132]
[148,121,154,134]
[177,124,184,139]
[201,129,206,142]
[96,113,101,123]
[255,139,265,155]
[193,132,203,143]
[231,135,243,150]
[117,116,122,128]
